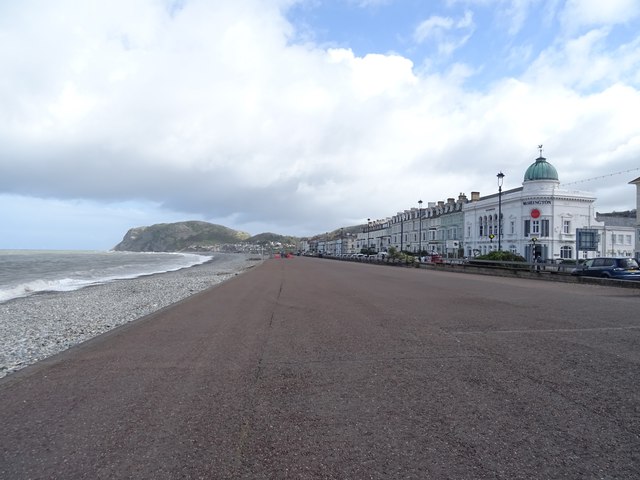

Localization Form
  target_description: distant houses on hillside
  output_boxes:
[299,155,640,262]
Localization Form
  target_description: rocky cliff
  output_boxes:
[113,221,251,252]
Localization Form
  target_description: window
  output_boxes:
[531,220,540,235]
[626,235,632,244]
[560,246,572,259]
[525,219,549,236]
[618,234,624,244]
[467,225,471,237]
[563,220,570,234]
[593,258,615,267]
[510,221,515,234]
[541,220,549,237]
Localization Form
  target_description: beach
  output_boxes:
[0,253,262,379]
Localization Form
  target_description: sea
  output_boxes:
[0,250,212,303]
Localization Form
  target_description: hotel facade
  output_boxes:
[463,154,605,261]
[306,153,637,261]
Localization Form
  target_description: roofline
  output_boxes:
[477,186,523,201]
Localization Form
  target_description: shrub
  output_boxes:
[475,251,526,262]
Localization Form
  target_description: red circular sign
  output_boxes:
[531,209,541,219]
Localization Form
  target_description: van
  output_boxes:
[572,257,640,280]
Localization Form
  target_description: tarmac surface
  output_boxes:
[1,257,639,479]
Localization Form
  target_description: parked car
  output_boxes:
[571,257,640,280]
[424,254,443,264]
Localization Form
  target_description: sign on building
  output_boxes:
[445,240,460,250]
[576,229,599,251]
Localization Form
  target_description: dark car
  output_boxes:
[571,257,640,280]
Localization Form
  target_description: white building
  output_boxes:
[464,154,606,261]
[595,211,636,259]
[420,197,466,257]
[356,218,391,253]
[301,153,636,261]
[631,177,640,260]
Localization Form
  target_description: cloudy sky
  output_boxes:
[1,0,639,250]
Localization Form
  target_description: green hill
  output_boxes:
[246,232,299,245]
[113,221,251,252]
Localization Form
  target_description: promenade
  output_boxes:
[1,257,639,479]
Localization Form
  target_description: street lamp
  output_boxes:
[367,218,371,255]
[418,200,423,257]
[497,172,505,251]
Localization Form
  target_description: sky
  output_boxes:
[1,0,639,250]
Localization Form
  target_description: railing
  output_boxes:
[314,253,579,274]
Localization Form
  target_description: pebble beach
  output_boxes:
[0,253,262,379]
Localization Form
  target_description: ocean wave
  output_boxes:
[0,278,99,303]
[0,252,212,303]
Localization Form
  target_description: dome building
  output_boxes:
[523,155,559,182]
[300,147,635,261]
[463,150,604,262]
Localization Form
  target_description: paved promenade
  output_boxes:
[1,258,639,479]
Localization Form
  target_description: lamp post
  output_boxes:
[497,171,505,251]
[418,200,423,257]
[367,218,371,255]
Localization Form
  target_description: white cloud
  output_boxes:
[444,0,547,36]
[413,10,475,56]
[561,0,640,30]
[348,0,393,7]
[0,0,639,247]
[524,28,640,90]
[328,49,417,98]
[502,0,538,35]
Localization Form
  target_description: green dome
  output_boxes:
[524,156,558,182]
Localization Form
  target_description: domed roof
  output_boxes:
[524,156,559,182]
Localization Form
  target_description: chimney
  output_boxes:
[428,202,436,208]
[438,201,445,207]
[471,192,480,202]
[447,198,455,204]
[458,193,467,202]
